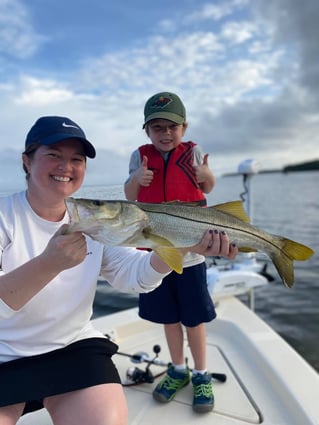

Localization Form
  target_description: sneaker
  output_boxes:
[192,372,214,413]
[153,365,190,403]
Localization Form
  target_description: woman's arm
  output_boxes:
[0,226,87,310]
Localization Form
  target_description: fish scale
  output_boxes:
[65,198,314,288]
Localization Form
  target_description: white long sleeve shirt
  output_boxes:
[0,191,168,363]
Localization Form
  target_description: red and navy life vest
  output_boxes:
[137,141,206,205]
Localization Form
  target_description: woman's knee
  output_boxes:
[0,402,25,425]
[44,384,127,425]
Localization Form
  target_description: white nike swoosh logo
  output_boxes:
[62,122,79,129]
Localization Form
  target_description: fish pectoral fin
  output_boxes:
[213,201,250,223]
[143,229,183,273]
[154,247,183,274]
[143,229,175,247]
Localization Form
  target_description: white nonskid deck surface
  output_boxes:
[18,297,319,425]
[112,327,261,424]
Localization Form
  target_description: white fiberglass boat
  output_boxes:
[18,161,319,425]
[18,256,319,425]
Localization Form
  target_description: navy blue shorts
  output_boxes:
[139,262,216,327]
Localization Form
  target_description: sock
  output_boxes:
[173,363,187,372]
[192,369,207,375]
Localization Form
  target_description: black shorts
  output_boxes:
[139,262,216,327]
[0,337,120,414]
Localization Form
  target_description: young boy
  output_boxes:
[124,92,217,413]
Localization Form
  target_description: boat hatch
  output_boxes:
[110,318,262,424]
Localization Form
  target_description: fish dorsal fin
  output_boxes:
[213,200,250,223]
[154,247,183,274]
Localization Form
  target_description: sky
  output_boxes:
[0,0,318,189]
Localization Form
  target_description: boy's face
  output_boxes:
[146,119,186,153]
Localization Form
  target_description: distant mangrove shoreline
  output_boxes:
[223,159,319,177]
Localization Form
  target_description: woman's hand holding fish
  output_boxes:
[0,226,88,311]
[41,225,88,272]
[188,229,238,259]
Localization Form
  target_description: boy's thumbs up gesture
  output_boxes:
[193,153,215,193]
[137,155,154,187]
[194,153,210,183]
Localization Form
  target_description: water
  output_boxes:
[83,171,319,373]
[1,172,318,372]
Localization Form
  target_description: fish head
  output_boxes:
[66,198,126,222]
[65,198,149,245]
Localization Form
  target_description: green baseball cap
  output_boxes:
[143,92,186,128]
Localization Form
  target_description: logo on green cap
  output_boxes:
[150,96,173,109]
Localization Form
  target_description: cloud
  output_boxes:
[14,77,74,106]
[0,0,46,59]
[0,0,318,188]
[252,0,319,98]
[184,0,242,23]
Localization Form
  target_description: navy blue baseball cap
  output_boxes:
[25,116,96,158]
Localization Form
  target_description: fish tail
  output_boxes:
[271,238,314,288]
[282,239,314,261]
[271,253,294,288]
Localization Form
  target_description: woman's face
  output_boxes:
[23,139,87,201]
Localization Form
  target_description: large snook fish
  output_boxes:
[65,198,314,288]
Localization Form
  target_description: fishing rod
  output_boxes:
[115,344,227,386]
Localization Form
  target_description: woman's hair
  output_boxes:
[22,143,39,179]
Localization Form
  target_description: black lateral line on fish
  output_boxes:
[145,210,294,260]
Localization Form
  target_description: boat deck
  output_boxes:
[18,297,319,425]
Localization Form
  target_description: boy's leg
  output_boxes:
[164,322,185,365]
[186,324,214,413]
[186,323,207,371]
[153,323,190,403]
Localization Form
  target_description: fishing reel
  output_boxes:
[118,344,227,385]
[125,344,162,384]
[126,365,154,384]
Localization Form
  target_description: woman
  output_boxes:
[0,116,238,425]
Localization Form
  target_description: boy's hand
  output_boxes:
[136,155,154,187]
[194,153,211,184]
